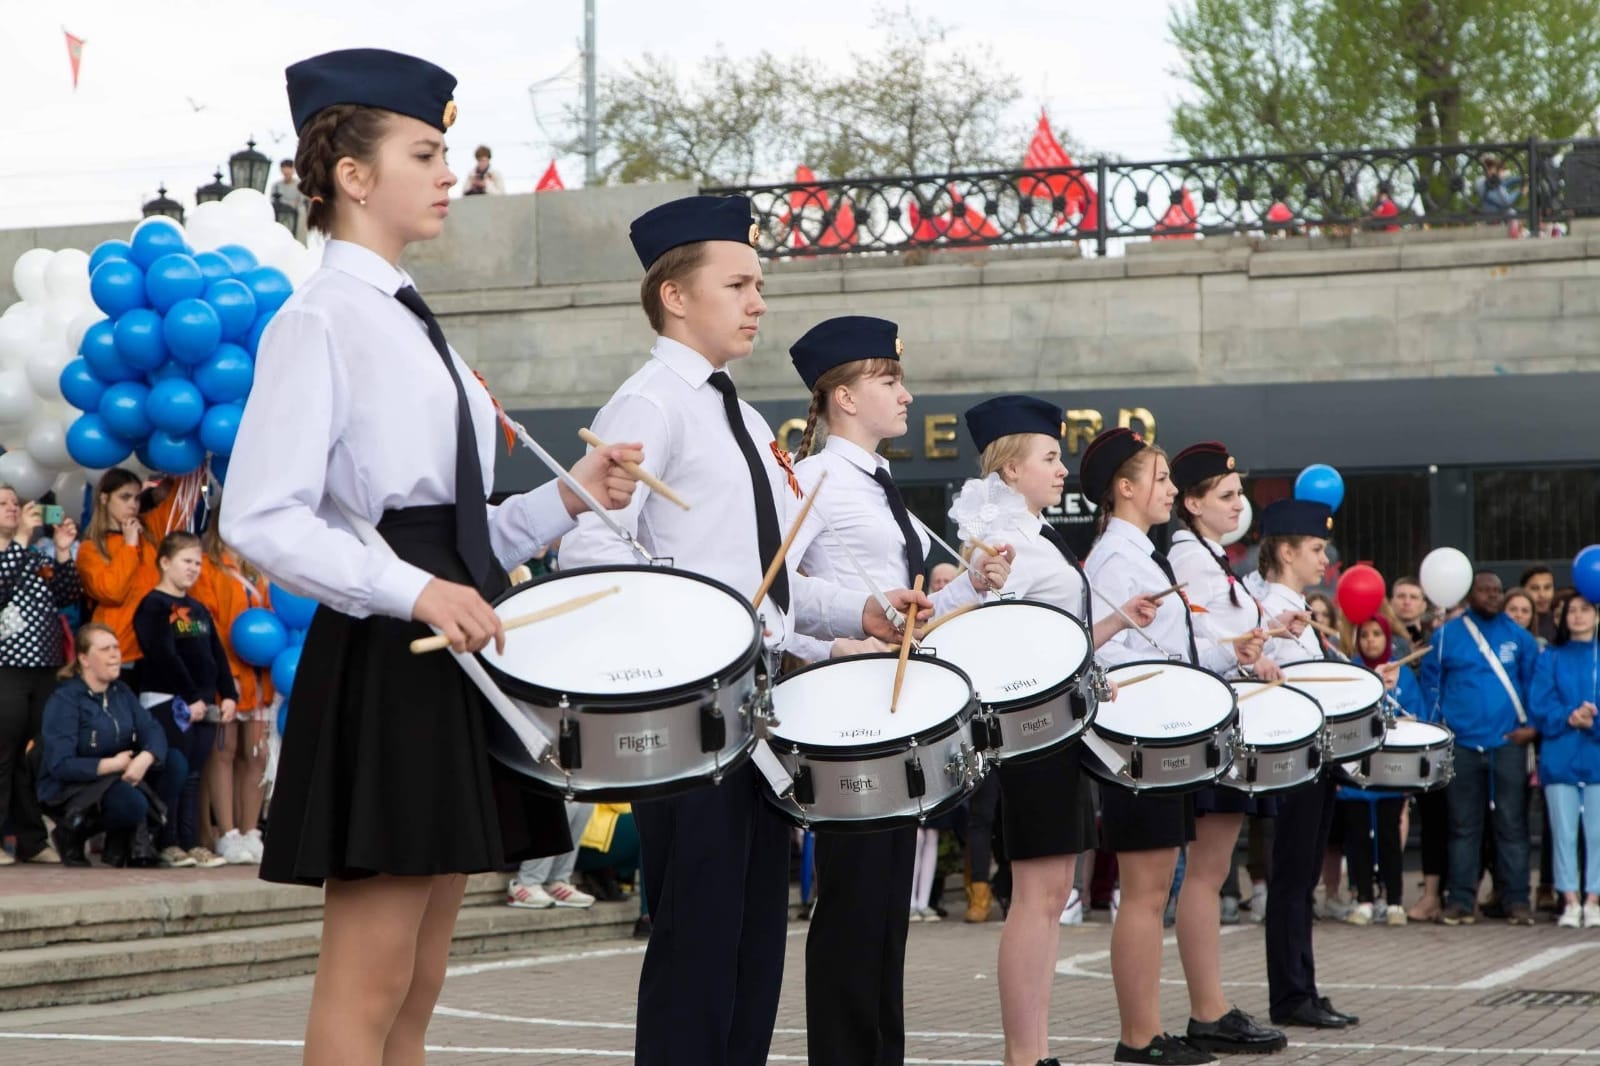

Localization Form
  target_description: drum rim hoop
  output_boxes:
[768,652,979,758]
[1096,659,1239,745]
[923,599,1091,706]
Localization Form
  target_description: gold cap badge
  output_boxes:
[1060,420,1069,438]
[1326,516,1335,532]
[442,100,458,129]
[894,336,904,357]
[748,221,760,246]
[1226,455,1236,470]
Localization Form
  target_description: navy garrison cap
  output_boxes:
[1171,440,1237,491]
[963,395,1066,453]
[1079,426,1149,503]
[1261,499,1334,537]
[287,49,458,135]
[789,316,902,390]
[629,195,759,269]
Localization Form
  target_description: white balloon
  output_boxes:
[1220,495,1253,547]
[25,417,72,469]
[53,469,89,509]
[185,201,233,253]
[223,188,275,228]
[24,337,70,400]
[0,368,38,426]
[11,248,54,305]
[44,248,92,306]
[0,312,37,370]
[1419,547,1474,608]
[0,448,53,499]
[41,300,77,342]
[65,310,103,355]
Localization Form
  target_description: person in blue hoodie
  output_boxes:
[1529,593,1600,929]
[1419,569,1541,925]
[37,621,185,867]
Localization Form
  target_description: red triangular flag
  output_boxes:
[64,29,86,90]
[535,161,565,192]
[1019,110,1093,228]
[1153,187,1199,240]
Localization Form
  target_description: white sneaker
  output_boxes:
[217,830,252,865]
[1347,902,1373,926]
[1059,889,1084,926]
[1559,902,1582,928]
[1110,888,1121,926]
[1584,902,1600,928]
[918,906,942,923]
[1248,884,1267,923]
[506,878,555,909]
[908,907,924,923]
[543,880,596,908]
[243,829,265,863]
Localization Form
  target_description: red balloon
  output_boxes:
[1336,564,1387,625]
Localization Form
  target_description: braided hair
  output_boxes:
[293,104,391,235]
[1177,474,1242,607]
[1094,445,1164,535]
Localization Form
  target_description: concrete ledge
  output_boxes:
[1249,246,1403,277]
[842,264,979,292]
[1399,237,1587,271]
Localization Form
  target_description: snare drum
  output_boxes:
[1278,661,1388,762]
[480,565,767,800]
[1085,661,1238,793]
[1221,681,1326,794]
[920,600,1094,762]
[763,654,982,830]
[1337,719,1455,792]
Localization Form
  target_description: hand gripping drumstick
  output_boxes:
[1087,583,1183,660]
[409,586,620,654]
[890,574,925,714]
[1148,582,1187,601]
[577,428,690,511]
[753,471,827,611]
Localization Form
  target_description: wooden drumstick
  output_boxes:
[1391,644,1432,668]
[1238,678,1285,702]
[409,586,621,654]
[890,575,924,714]
[1280,675,1360,683]
[912,601,981,641]
[968,537,1000,559]
[1310,619,1341,637]
[753,472,827,611]
[1148,582,1188,601]
[1217,625,1288,643]
[578,427,690,511]
[1113,669,1163,689]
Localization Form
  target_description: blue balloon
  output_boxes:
[60,358,109,412]
[80,319,141,383]
[288,628,306,647]
[204,278,258,341]
[146,430,205,475]
[1574,545,1600,604]
[146,378,206,434]
[194,343,254,404]
[90,259,147,319]
[199,401,244,456]
[239,266,293,317]
[210,454,229,485]
[135,441,159,471]
[129,217,189,270]
[98,381,153,441]
[66,414,135,468]
[194,250,234,283]
[216,244,259,275]
[243,311,275,356]
[1293,464,1345,512]
[147,360,191,385]
[143,253,205,313]
[231,607,288,668]
[271,645,301,697]
[90,239,134,273]
[277,697,290,737]
[112,307,168,371]
[269,583,320,630]
[162,298,222,365]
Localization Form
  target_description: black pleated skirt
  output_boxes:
[1099,785,1196,853]
[1194,785,1280,819]
[260,505,570,887]
[999,742,1097,860]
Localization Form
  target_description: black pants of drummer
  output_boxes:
[1266,776,1338,1021]
[807,825,916,1066]
[634,762,790,1066]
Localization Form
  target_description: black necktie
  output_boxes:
[1150,548,1200,663]
[394,285,493,593]
[706,373,789,612]
[1038,522,1091,623]
[871,468,925,587]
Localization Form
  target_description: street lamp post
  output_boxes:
[196,169,231,204]
[271,190,300,236]
[141,183,185,223]
[229,138,272,193]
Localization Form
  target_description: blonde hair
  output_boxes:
[61,621,118,680]
[978,433,1038,482]
[795,358,904,459]
[202,502,260,583]
[639,242,711,333]
[1095,446,1166,534]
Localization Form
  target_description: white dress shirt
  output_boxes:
[1258,582,1327,664]
[985,511,1088,623]
[1084,517,1231,672]
[222,240,572,620]
[792,437,979,623]
[1168,529,1263,673]
[558,338,862,659]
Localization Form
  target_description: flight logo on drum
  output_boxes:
[1272,757,1297,774]
[1019,714,1053,734]
[836,728,883,739]
[1160,755,1191,772]
[605,667,666,683]
[1161,719,1193,732]
[616,729,670,755]
[1001,678,1039,694]
[839,775,880,793]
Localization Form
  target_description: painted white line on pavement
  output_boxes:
[1054,923,1249,979]
[1455,942,1600,990]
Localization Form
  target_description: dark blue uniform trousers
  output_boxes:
[1266,775,1338,1021]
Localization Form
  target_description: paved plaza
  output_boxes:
[3,899,1600,1065]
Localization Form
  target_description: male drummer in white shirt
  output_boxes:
[559,195,929,1066]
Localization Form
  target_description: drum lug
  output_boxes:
[1128,747,1144,781]
[1370,715,1385,739]
[558,716,583,771]
[973,716,1000,752]
[1420,755,1431,779]
[699,696,726,754]
[905,757,927,799]
[1359,754,1372,779]
[1205,740,1221,769]
[1307,743,1322,770]
[1246,756,1258,783]
[791,765,815,806]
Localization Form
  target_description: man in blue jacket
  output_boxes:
[1420,570,1542,925]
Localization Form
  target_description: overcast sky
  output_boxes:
[5,0,1186,231]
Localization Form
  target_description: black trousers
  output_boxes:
[0,666,54,857]
[965,772,1000,882]
[806,825,916,1066]
[1417,787,1449,878]
[633,762,790,1066]
[1340,797,1405,905]
[1267,776,1337,1021]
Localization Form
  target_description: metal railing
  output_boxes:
[707,137,1600,258]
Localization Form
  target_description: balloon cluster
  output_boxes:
[230,584,317,721]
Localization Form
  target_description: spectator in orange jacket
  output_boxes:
[76,470,184,664]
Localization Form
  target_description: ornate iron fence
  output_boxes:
[707,138,1600,259]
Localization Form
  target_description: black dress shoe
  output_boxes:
[632,914,652,939]
[52,827,90,868]
[1187,1007,1289,1054]
[1114,1033,1216,1063]
[1316,996,1359,1026]
[1036,1060,1061,1065]
[1275,1000,1348,1029]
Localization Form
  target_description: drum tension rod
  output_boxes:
[904,758,927,799]
[791,766,815,806]
[699,690,726,754]
[558,717,583,771]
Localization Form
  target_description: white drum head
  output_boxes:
[771,658,973,747]
[1098,663,1235,739]
[1278,662,1385,718]
[484,569,756,695]
[925,601,1089,706]
[1231,683,1323,745]
[1383,719,1451,750]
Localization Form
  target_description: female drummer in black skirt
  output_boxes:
[222,50,640,1065]
[1166,442,1288,1055]
[1080,428,1270,1065]
[786,317,1012,1066]
[956,398,1161,1066]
